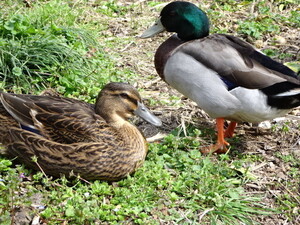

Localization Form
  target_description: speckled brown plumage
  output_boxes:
[0,82,161,181]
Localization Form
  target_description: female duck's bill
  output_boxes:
[135,101,162,127]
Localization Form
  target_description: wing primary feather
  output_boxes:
[0,93,35,127]
[249,50,298,79]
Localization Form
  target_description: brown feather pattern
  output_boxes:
[0,82,156,181]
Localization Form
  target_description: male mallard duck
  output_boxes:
[0,82,162,180]
[140,1,300,153]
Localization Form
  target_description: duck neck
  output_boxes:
[114,120,148,165]
[155,35,185,80]
[112,120,146,144]
[96,99,147,162]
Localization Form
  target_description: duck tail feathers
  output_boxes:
[267,92,300,109]
[275,88,300,97]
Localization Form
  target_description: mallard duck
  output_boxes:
[0,82,162,180]
[141,1,300,153]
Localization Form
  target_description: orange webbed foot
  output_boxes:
[200,118,235,154]
[200,141,230,154]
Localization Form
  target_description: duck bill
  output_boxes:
[134,102,162,127]
[139,17,165,38]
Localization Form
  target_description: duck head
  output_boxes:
[140,1,210,41]
[96,82,162,127]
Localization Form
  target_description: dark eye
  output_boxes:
[120,93,129,98]
[119,93,138,105]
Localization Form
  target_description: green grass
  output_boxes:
[0,128,275,224]
[0,0,136,97]
[0,0,299,224]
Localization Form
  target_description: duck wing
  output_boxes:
[0,93,105,143]
[180,34,300,90]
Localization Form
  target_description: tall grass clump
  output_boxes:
[0,1,133,96]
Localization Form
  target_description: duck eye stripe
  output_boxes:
[123,95,138,105]
[110,93,138,105]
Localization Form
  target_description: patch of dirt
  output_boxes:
[10,192,45,225]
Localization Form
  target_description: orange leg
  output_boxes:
[224,121,237,138]
[201,118,230,154]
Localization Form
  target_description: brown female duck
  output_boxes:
[0,82,162,181]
